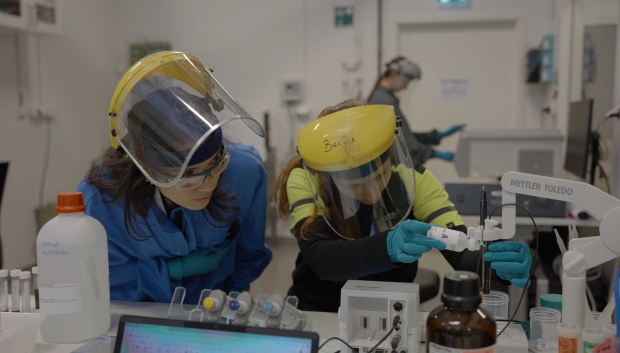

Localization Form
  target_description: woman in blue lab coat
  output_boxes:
[76,51,272,304]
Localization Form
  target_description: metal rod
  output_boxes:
[483,241,492,294]
[480,186,490,293]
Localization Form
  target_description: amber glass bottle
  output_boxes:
[427,271,497,353]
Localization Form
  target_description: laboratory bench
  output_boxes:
[29,300,527,353]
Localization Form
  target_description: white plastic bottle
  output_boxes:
[427,226,480,252]
[36,192,110,343]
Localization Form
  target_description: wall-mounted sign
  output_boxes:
[335,6,354,27]
[438,78,471,101]
[437,0,471,9]
[437,0,470,4]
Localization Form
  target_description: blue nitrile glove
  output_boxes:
[483,242,532,288]
[438,124,466,139]
[434,151,454,161]
[167,247,230,280]
[387,220,446,263]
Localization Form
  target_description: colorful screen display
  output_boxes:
[120,322,312,353]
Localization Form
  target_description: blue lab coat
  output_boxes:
[76,143,272,304]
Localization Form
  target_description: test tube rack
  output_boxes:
[166,287,311,331]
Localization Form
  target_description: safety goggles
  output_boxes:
[108,52,264,188]
[154,143,231,191]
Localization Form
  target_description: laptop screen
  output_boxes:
[119,321,314,353]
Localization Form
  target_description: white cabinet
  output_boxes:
[0,0,61,35]
[0,0,28,30]
[28,0,61,35]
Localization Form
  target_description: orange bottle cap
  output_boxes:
[56,192,87,213]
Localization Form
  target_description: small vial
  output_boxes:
[20,271,31,313]
[0,269,8,312]
[10,269,20,312]
[582,328,606,353]
[32,266,39,309]
[557,323,581,353]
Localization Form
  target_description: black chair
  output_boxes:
[0,162,8,268]
[414,268,441,304]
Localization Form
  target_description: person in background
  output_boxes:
[271,99,532,312]
[78,51,272,304]
[368,56,464,164]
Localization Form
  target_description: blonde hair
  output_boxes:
[269,99,368,239]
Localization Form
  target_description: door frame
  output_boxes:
[384,11,526,129]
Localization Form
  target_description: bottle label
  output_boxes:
[429,342,495,353]
[427,226,465,251]
[79,255,101,302]
[39,283,83,315]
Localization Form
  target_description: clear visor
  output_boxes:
[114,55,264,187]
[301,129,416,240]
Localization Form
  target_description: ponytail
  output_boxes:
[269,99,368,240]
[366,56,408,102]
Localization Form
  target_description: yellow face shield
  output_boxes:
[108,51,264,188]
[296,105,416,240]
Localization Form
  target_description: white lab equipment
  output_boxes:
[10,269,20,312]
[0,269,7,312]
[260,294,311,331]
[262,294,283,327]
[426,226,480,251]
[453,129,564,178]
[36,192,110,343]
[165,287,311,331]
[201,289,232,323]
[19,271,30,313]
[339,280,420,353]
[0,312,47,353]
[228,292,254,325]
[468,171,620,353]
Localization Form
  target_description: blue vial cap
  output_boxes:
[262,301,274,312]
[229,300,240,311]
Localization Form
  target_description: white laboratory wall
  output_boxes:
[361,0,557,130]
[0,0,120,270]
[117,0,368,168]
[116,0,560,235]
[571,0,619,102]
[0,0,567,252]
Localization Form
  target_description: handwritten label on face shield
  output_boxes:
[324,137,357,153]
